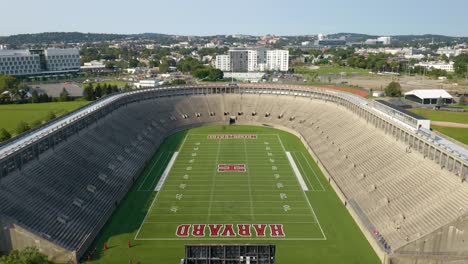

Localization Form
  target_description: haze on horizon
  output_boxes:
[1,0,467,37]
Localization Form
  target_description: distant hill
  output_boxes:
[327,33,468,45]
[0,32,466,47]
[0,32,177,46]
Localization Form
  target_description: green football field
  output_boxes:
[88,125,379,264]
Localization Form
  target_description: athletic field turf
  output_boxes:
[88,125,379,263]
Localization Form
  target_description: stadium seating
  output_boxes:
[0,92,467,262]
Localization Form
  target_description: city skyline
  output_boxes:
[0,0,467,37]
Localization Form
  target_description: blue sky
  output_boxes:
[1,0,467,36]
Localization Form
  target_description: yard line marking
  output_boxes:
[207,137,221,221]
[243,138,255,220]
[300,152,325,191]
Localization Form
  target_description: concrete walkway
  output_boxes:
[431,121,468,128]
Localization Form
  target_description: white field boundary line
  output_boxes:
[154,152,179,191]
[141,153,173,191]
[286,152,308,191]
[300,152,325,191]
[276,134,327,241]
[134,133,189,240]
[292,152,326,192]
[137,152,164,191]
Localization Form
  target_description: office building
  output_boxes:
[0,48,80,76]
[215,48,289,72]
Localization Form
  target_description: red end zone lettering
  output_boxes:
[218,164,246,172]
[207,134,257,139]
[175,224,285,238]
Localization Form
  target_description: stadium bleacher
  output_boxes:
[0,85,467,263]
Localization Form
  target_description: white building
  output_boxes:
[416,61,455,72]
[215,48,289,72]
[266,49,289,71]
[133,79,163,88]
[365,36,392,45]
[436,47,463,58]
[377,36,392,45]
[223,72,265,82]
[0,48,80,76]
[215,55,231,71]
[80,60,106,71]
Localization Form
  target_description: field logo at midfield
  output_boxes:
[218,164,246,172]
[176,224,285,238]
[207,134,257,139]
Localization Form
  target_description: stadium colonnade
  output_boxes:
[0,84,467,264]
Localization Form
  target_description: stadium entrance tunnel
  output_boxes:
[229,116,237,125]
[0,85,467,264]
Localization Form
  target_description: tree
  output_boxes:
[436,96,445,107]
[171,79,187,85]
[0,128,11,142]
[208,69,224,81]
[105,84,112,95]
[0,74,18,93]
[0,246,53,264]
[384,81,402,97]
[111,85,119,93]
[94,84,102,98]
[459,95,466,106]
[159,62,170,73]
[16,121,31,134]
[82,84,95,101]
[123,83,132,92]
[39,93,49,103]
[193,68,210,79]
[31,90,39,103]
[454,53,468,76]
[59,88,70,101]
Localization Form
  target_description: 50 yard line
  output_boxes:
[206,138,221,221]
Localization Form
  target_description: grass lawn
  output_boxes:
[431,125,468,145]
[88,125,379,264]
[0,101,90,135]
[409,108,468,124]
[85,81,127,88]
[295,66,370,75]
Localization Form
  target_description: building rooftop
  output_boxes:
[404,89,453,99]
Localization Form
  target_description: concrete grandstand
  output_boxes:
[0,84,467,263]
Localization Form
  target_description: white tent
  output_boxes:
[404,89,453,105]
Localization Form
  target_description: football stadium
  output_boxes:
[0,84,467,264]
